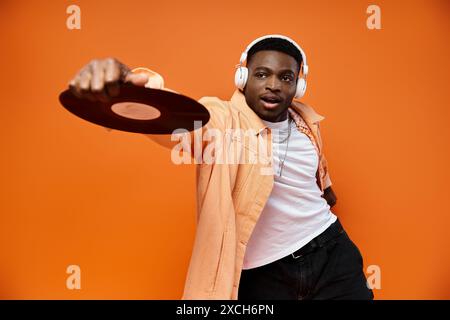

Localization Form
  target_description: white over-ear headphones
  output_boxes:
[234,34,309,99]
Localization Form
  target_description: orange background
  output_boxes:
[0,0,449,299]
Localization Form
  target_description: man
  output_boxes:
[68,35,374,300]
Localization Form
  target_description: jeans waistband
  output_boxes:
[286,218,345,260]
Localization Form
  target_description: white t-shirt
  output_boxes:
[242,116,337,270]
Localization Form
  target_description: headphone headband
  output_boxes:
[238,34,308,77]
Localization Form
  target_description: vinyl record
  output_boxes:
[59,83,210,134]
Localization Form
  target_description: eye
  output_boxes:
[255,72,267,78]
[282,75,294,82]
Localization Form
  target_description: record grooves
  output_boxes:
[59,83,210,134]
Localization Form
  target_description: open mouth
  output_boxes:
[260,95,282,109]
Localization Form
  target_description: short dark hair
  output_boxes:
[246,37,303,72]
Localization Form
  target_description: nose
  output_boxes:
[265,75,281,91]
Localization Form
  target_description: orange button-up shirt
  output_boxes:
[129,68,335,300]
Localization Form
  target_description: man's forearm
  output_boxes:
[323,186,337,208]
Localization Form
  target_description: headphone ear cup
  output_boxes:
[234,66,248,90]
[295,78,307,99]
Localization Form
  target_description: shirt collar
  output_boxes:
[230,89,325,136]
[230,89,267,136]
[290,99,325,125]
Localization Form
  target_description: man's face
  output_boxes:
[243,50,299,122]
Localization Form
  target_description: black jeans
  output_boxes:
[238,219,374,300]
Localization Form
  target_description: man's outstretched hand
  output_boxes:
[68,58,149,102]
